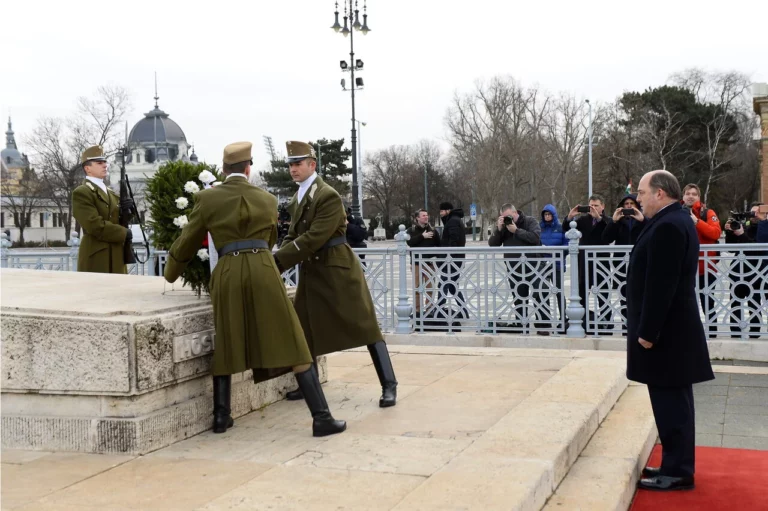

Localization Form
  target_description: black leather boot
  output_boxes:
[284,360,318,401]
[212,375,234,433]
[367,341,398,407]
[295,366,346,437]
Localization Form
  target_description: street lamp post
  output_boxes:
[315,141,331,180]
[586,99,593,197]
[357,119,366,218]
[332,0,370,217]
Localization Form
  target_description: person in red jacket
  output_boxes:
[682,184,722,337]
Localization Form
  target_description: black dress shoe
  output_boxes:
[642,466,661,478]
[637,475,694,491]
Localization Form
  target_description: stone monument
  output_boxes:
[0,269,325,454]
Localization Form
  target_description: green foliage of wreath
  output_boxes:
[145,161,221,296]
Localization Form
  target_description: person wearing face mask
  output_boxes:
[724,202,768,338]
[72,145,133,274]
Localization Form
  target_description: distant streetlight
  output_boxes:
[331,0,371,217]
[357,120,367,218]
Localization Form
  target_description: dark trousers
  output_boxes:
[578,260,610,332]
[698,272,717,335]
[648,384,696,478]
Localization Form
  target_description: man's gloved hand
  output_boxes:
[120,197,135,212]
[273,253,285,273]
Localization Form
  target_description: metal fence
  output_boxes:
[2,227,767,339]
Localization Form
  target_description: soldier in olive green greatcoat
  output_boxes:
[274,141,398,408]
[72,146,132,274]
[164,141,345,437]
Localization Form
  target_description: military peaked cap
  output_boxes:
[81,145,107,164]
[223,141,253,164]
[285,141,316,163]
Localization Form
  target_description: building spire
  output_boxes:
[154,71,159,108]
[6,116,17,150]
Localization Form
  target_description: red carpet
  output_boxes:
[630,445,768,511]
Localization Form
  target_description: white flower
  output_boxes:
[198,170,216,184]
[210,181,220,187]
[175,197,189,209]
[184,181,200,194]
[173,215,189,228]
[197,248,210,261]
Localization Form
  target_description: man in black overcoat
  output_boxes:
[629,170,714,492]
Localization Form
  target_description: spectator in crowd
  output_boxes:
[724,203,768,338]
[434,202,467,322]
[407,209,441,317]
[681,184,722,338]
[602,194,646,326]
[539,204,569,333]
[345,214,369,267]
[488,204,542,332]
[566,194,613,333]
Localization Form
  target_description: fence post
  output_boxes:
[67,231,80,272]
[565,221,586,337]
[394,224,412,334]
[0,232,11,268]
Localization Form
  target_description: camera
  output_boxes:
[577,205,591,214]
[729,211,755,231]
[622,208,635,217]
[503,216,514,226]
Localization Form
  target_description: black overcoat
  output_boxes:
[626,202,714,386]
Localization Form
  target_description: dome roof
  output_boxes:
[128,104,187,145]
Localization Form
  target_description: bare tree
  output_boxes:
[1,167,44,244]
[25,85,131,240]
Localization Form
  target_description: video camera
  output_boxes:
[729,211,755,231]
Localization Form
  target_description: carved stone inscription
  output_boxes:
[173,330,215,363]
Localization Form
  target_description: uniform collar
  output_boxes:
[86,176,107,193]
[226,173,248,181]
[297,172,319,202]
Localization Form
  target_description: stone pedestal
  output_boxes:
[0,269,324,455]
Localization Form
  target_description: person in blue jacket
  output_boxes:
[538,204,569,334]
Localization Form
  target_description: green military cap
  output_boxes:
[81,145,107,164]
[223,141,252,164]
[285,141,316,163]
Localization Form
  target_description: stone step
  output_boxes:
[542,384,657,511]
[392,356,628,511]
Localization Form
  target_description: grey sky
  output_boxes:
[2,0,765,171]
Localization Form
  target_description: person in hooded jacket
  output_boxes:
[345,214,369,267]
[539,204,569,333]
[432,202,468,324]
[602,194,646,327]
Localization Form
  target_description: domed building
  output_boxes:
[123,93,193,186]
[1,117,29,192]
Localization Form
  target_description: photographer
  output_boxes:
[724,203,768,338]
[489,204,542,330]
[682,184,722,337]
[407,209,440,316]
[346,214,369,267]
[565,195,613,333]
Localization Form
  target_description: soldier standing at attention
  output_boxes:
[72,145,132,273]
[275,141,398,408]
[164,141,346,437]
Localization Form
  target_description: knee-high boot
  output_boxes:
[212,375,234,433]
[294,366,346,437]
[367,341,398,407]
[285,360,317,401]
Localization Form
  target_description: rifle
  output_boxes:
[118,146,150,264]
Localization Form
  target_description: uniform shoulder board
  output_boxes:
[85,182,96,191]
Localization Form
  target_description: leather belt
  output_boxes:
[218,239,269,257]
[320,236,347,251]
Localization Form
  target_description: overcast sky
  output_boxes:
[2,0,765,170]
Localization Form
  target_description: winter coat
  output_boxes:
[686,201,721,276]
[346,217,368,249]
[72,180,128,274]
[626,202,714,386]
[275,176,383,357]
[406,223,441,259]
[539,204,568,267]
[164,176,312,379]
[602,194,645,245]
[440,209,466,258]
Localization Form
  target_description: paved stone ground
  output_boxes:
[694,369,768,450]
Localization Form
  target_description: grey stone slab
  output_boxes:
[695,433,722,447]
[727,387,768,406]
[696,373,731,386]
[721,435,768,450]
[695,402,727,414]
[695,413,724,434]
[694,395,727,406]
[733,360,768,367]
[725,404,768,416]
[723,414,768,438]
[693,385,729,396]
[729,374,768,387]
